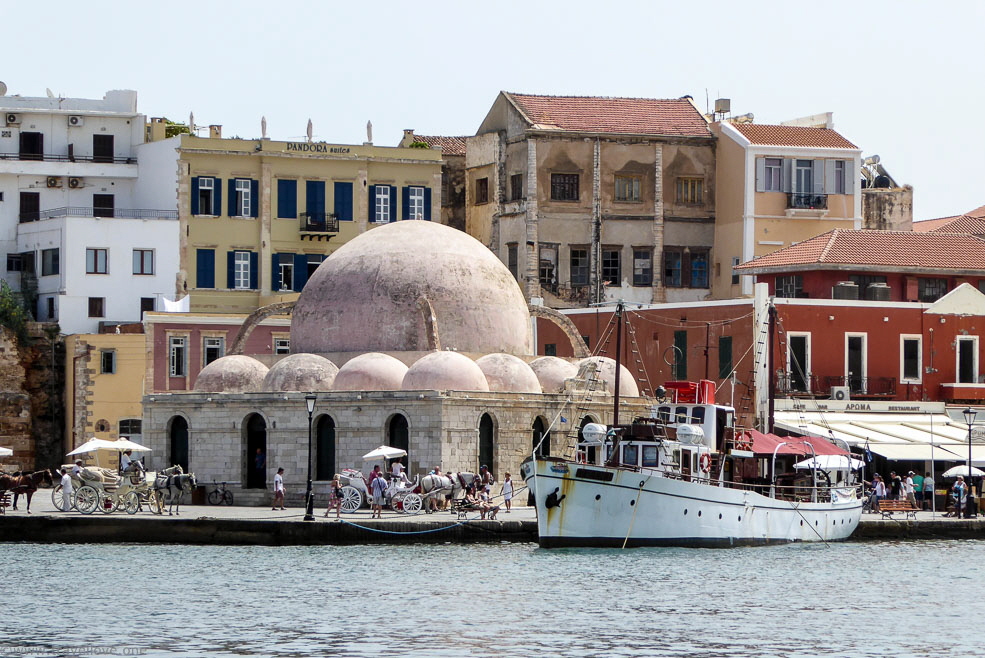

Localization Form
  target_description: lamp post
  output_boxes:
[303,394,317,521]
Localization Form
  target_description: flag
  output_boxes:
[864,442,873,463]
[560,416,568,423]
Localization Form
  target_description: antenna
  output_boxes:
[46,88,54,98]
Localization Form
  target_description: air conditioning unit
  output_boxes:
[67,115,84,127]
[68,177,83,189]
[831,386,851,401]
[46,176,62,188]
[5,113,21,125]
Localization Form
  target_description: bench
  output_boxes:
[878,499,919,520]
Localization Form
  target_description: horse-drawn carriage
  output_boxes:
[334,468,482,514]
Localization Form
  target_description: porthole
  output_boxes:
[815,520,818,526]
[595,494,601,501]
[630,500,635,506]
[684,509,688,515]
[800,520,803,526]
[737,516,741,522]
[718,513,722,520]
[697,510,702,517]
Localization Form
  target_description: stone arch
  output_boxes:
[478,412,496,474]
[243,413,268,488]
[532,416,551,458]
[315,414,336,481]
[228,300,296,355]
[386,412,409,469]
[167,415,189,473]
[528,304,591,358]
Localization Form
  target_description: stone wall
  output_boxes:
[862,186,913,231]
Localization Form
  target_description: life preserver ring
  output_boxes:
[735,430,753,451]
[699,453,712,473]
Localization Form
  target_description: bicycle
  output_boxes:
[208,480,234,505]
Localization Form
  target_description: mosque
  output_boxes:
[141,221,649,504]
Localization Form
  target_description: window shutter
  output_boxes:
[227,180,236,217]
[213,178,222,216]
[755,159,766,193]
[334,182,353,221]
[402,186,410,220]
[249,252,259,290]
[388,186,397,222]
[424,187,432,220]
[843,160,854,194]
[191,177,200,215]
[271,254,280,291]
[781,159,793,193]
[294,253,308,292]
[824,160,836,194]
[277,180,297,218]
[250,180,259,217]
[368,185,377,221]
[226,251,235,289]
[813,160,824,194]
[196,249,215,289]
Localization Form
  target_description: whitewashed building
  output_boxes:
[0,86,179,334]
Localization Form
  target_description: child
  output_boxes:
[502,472,513,513]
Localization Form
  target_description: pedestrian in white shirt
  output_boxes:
[60,469,73,512]
[272,467,286,510]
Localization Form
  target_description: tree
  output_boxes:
[0,280,29,343]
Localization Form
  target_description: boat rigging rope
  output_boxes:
[621,479,647,549]
[790,500,830,547]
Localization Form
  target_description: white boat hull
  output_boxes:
[524,460,862,548]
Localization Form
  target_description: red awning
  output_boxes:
[746,430,848,457]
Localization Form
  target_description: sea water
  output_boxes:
[1,540,979,657]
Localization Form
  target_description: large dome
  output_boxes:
[578,356,640,397]
[291,221,532,355]
[261,353,338,392]
[529,356,579,394]
[402,351,490,392]
[194,355,269,393]
[476,353,542,393]
[333,352,408,391]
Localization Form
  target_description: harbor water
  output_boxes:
[2,540,980,657]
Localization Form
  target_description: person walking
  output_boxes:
[904,472,917,509]
[60,468,73,512]
[479,464,495,495]
[912,471,925,507]
[923,472,935,510]
[324,476,343,519]
[501,472,514,513]
[370,472,387,519]
[950,476,967,517]
[889,472,902,500]
[272,467,286,510]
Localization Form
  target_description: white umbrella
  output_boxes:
[67,438,122,456]
[941,464,985,478]
[111,438,152,452]
[0,447,12,457]
[362,446,407,461]
[794,455,865,471]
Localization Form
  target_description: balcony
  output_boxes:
[823,375,897,398]
[775,372,820,398]
[786,193,828,210]
[18,207,178,222]
[300,212,338,241]
[0,152,136,164]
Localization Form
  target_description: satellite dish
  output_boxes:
[46,88,54,98]
[0,81,7,96]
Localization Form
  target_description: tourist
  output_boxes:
[120,449,132,473]
[272,467,286,510]
[872,475,886,512]
[479,464,495,495]
[912,471,925,507]
[254,448,265,479]
[324,476,343,519]
[71,459,83,479]
[889,472,902,500]
[502,472,513,513]
[60,468,73,512]
[368,464,384,487]
[950,476,967,517]
[11,471,20,510]
[370,472,387,519]
[923,472,935,510]
[904,472,917,508]
[391,459,406,482]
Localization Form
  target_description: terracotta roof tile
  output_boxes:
[506,92,710,137]
[731,123,857,149]
[413,135,467,156]
[913,216,957,233]
[735,229,985,272]
[929,215,985,235]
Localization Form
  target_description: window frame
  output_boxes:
[551,173,579,202]
[509,174,523,201]
[278,258,294,292]
[119,418,142,437]
[86,248,108,275]
[233,251,251,290]
[408,186,425,220]
[100,349,116,374]
[41,248,59,276]
[132,249,154,275]
[197,177,215,216]
[374,185,391,222]
[663,247,710,289]
[87,297,105,318]
[169,336,187,377]
[676,177,703,205]
[775,275,804,298]
[506,243,518,281]
[918,277,948,302]
[570,247,589,288]
[764,158,782,192]
[632,248,653,287]
[234,178,251,218]
[834,160,846,195]
[900,334,922,384]
[601,247,621,285]
[475,177,489,205]
[203,336,225,366]
[615,175,642,203]
[274,338,291,355]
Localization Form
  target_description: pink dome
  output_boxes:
[261,353,338,392]
[529,356,579,394]
[578,356,640,397]
[333,353,408,391]
[402,351,490,392]
[194,355,269,393]
[476,353,541,393]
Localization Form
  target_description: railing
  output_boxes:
[786,193,828,210]
[18,207,178,222]
[824,375,897,397]
[300,212,339,233]
[775,372,821,397]
[0,152,136,164]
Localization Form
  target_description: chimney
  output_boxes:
[209,124,222,139]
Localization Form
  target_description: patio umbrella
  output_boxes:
[67,438,123,456]
[362,446,408,461]
[794,455,865,471]
[111,438,152,452]
[0,447,12,457]
[941,465,985,478]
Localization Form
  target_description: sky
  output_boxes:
[3,0,983,221]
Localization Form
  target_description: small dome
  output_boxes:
[529,356,579,394]
[402,351,490,392]
[194,355,269,393]
[578,356,640,397]
[476,353,541,393]
[261,353,338,392]
[333,353,408,391]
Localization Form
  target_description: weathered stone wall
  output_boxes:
[862,185,913,231]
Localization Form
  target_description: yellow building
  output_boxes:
[142,125,443,313]
[711,117,862,299]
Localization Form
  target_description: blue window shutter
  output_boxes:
[250,180,259,217]
[249,252,259,290]
[227,179,236,217]
[306,180,326,218]
[277,180,297,218]
[213,178,222,216]
[389,186,397,222]
[294,253,307,291]
[402,186,410,220]
[424,187,432,221]
[196,249,214,288]
[191,177,200,215]
[271,254,280,291]
[226,251,235,288]
[368,185,377,221]
[334,182,353,221]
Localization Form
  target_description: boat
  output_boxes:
[520,302,863,548]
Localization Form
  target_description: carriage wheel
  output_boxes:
[99,494,117,514]
[51,485,66,511]
[74,486,99,515]
[146,491,163,515]
[122,491,140,515]
[339,485,362,513]
[402,493,423,515]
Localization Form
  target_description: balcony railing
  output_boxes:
[775,372,820,397]
[0,152,136,164]
[300,212,338,233]
[823,375,897,397]
[776,372,898,398]
[18,207,178,222]
[786,193,828,210]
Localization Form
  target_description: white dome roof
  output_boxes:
[529,356,579,394]
[194,355,269,393]
[261,353,338,392]
[333,353,408,391]
[475,353,541,393]
[578,356,640,397]
[402,351,490,392]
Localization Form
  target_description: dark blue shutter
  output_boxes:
[249,252,259,290]
[196,249,215,288]
[388,186,397,223]
[402,186,410,220]
[334,182,353,221]
[227,180,236,217]
[213,178,222,216]
[250,180,259,218]
[424,187,432,221]
[277,180,297,218]
[306,181,326,222]
[226,251,235,288]
[294,253,308,291]
[368,185,377,221]
[191,177,200,215]
[271,254,281,291]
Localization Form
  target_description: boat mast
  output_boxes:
[768,303,776,434]
[613,301,623,428]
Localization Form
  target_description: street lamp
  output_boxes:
[303,394,317,521]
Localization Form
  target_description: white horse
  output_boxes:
[418,472,479,512]
[154,470,197,515]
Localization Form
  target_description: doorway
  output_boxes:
[245,414,267,488]
[533,417,551,458]
[958,337,978,384]
[788,334,810,392]
[387,414,409,469]
[93,194,115,218]
[168,416,189,473]
[846,334,866,393]
[479,413,494,473]
[315,415,336,481]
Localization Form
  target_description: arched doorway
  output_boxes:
[479,413,495,473]
[169,416,189,473]
[315,415,336,481]
[245,413,267,489]
[387,414,409,468]
[533,417,551,458]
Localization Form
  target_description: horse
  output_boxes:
[154,470,196,515]
[418,472,478,512]
[0,469,53,514]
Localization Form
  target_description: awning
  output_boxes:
[747,430,848,457]
[868,443,963,462]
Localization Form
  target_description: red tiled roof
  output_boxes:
[505,92,710,137]
[413,135,466,156]
[929,215,985,235]
[913,216,957,233]
[735,229,985,272]
[731,123,857,149]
